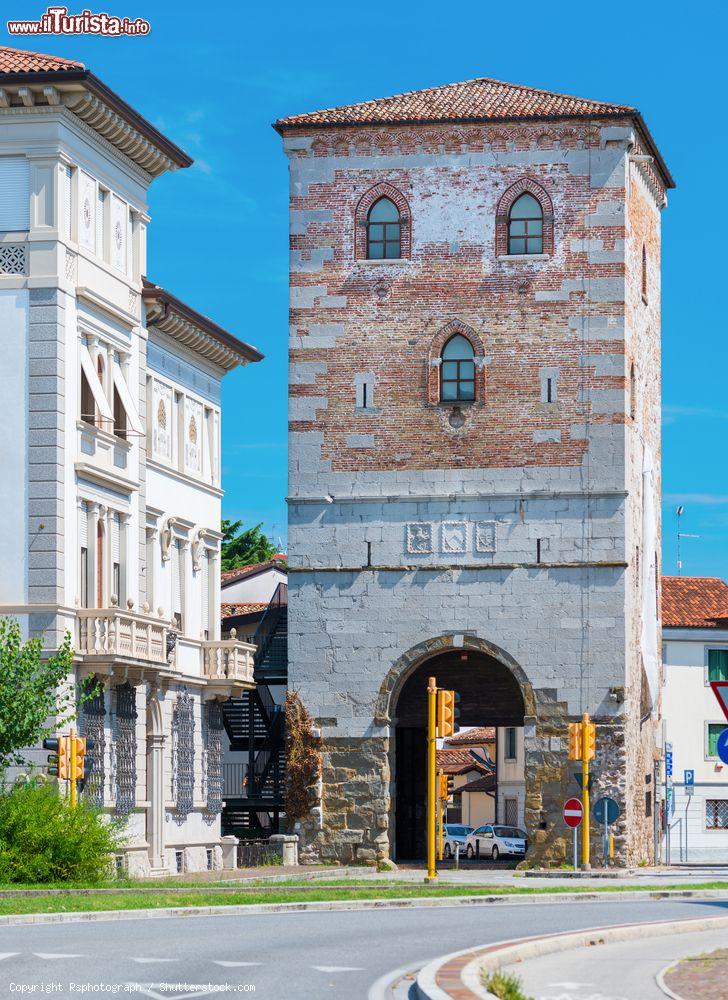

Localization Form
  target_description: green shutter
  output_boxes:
[708,649,728,682]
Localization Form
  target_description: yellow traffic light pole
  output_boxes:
[69,728,77,809]
[426,677,437,881]
[437,770,445,861]
[581,712,590,868]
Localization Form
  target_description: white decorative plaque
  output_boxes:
[406,522,433,555]
[475,520,497,553]
[442,521,467,553]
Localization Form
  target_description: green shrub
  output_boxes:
[482,970,534,1000]
[0,779,125,884]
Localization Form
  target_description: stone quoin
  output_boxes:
[276,75,672,865]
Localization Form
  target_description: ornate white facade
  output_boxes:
[0,46,262,875]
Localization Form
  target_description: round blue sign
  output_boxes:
[717,728,728,766]
[593,796,620,825]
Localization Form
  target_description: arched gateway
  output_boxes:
[381,635,535,859]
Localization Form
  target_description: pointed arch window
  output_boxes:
[508,193,543,255]
[366,197,401,259]
[440,334,475,402]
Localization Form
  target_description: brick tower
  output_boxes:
[276,77,673,865]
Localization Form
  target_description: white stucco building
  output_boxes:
[662,576,728,862]
[0,45,262,875]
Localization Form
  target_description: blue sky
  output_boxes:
[5,0,727,576]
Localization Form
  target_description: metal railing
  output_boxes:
[223,762,249,797]
[203,630,255,684]
[252,582,288,669]
[76,607,171,665]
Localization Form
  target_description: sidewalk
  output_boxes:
[502,927,728,999]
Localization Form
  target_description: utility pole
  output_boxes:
[676,505,699,575]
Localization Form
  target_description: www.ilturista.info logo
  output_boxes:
[7,6,151,35]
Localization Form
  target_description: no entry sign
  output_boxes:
[563,798,583,828]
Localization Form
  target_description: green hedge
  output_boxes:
[0,779,125,884]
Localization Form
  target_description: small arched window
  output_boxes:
[440,335,475,402]
[508,193,543,255]
[366,197,401,259]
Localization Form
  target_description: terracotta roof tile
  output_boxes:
[662,576,728,629]
[458,773,496,794]
[221,602,268,617]
[0,46,84,74]
[436,749,490,775]
[276,76,634,129]
[444,727,496,746]
[221,556,288,586]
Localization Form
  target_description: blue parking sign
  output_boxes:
[717,729,728,766]
[684,769,695,792]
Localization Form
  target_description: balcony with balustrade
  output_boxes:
[76,608,255,693]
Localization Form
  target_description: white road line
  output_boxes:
[313,965,364,972]
[213,960,262,967]
[0,954,19,961]
[130,957,177,964]
[34,953,85,959]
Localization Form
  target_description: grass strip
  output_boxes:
[0,882,727,915]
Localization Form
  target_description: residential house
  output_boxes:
[0,46,262,875]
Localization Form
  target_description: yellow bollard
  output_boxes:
[426,677,437,881]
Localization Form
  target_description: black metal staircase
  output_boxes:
[221,583,287,837]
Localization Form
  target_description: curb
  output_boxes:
[414,914,728,999]
[2,886,728,927]
[655,961,687,1000]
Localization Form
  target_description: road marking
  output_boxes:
[312,965,364,972]
[213,961,262,967]
[0,954,19,961]
[130,957,177,964]
[34,952,85,959]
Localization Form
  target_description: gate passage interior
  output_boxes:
[393,649,525,859]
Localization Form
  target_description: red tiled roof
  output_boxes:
[444,727,496,747]
[458,774,496,794]
[221,557,288,587]
[0,46,84,74]
[662,576,728,629]
[221,602,268,617]
[436,749,490,776]
[276,76,634,129]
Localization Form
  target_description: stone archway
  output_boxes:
[375,633,539,861]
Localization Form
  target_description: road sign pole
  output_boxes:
[582,713,590,868]
[426,677,437,881]
[573,826,577,872]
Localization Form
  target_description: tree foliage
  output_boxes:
[220,520,279,571]
[284,690,321,831]
[0,618,76,770]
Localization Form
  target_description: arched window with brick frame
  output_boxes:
[495,178,554,257]
[354,183,411,260]
[426,321,485,405]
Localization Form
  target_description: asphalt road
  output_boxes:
[0,898,726,999]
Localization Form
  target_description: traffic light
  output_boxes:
[568,723,581,761]
[437,689,458,737]
[75,738,95,791]
[42,736,69,779]
[438,772,455,800]
[453,692,461,734]
[446,773,454,797]
[583,722,596,761]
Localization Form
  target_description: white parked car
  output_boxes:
[442,823,473,859]
[465,824,528,861]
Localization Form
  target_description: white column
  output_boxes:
[146,685,166,871]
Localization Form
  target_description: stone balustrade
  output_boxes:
[76,606,172,665]
[203,629,255,685]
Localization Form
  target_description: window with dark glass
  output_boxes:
[508,193,543,255]
[708,649,728,682]
[440,334,475,402]
[366,197,400,259]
